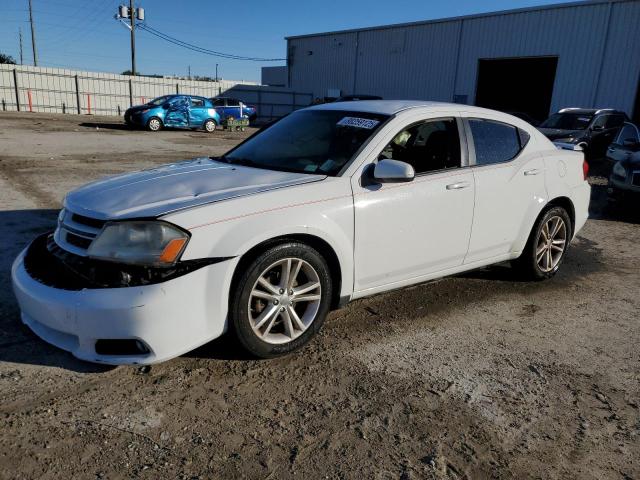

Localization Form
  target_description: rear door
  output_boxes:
[188,96,207,127]
[463,116,547,263]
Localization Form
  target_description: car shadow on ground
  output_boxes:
[0,209,112,373]
[79,121,133,131]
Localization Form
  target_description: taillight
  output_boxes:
[582,159,589,180]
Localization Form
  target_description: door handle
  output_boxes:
[446,181,470,190]
[524,169,541,176]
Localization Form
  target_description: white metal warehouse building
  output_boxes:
[284,0,640,123]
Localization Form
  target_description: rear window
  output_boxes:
[469,119,528,166]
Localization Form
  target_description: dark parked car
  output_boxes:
[334,94,383,102]
[538,108,628,158]
[607,122,640,201]
[210,97,257,122]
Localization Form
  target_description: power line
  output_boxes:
[137,23,285,62]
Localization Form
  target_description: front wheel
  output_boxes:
[204,119,217,133]
[230,242,332,358]
[147,117,162,132]
[512,206,572,280]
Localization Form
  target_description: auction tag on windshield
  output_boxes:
[337,117,380,129]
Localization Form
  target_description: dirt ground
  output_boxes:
[0,112,638,480]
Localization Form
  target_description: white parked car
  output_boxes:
[12,101,590,364]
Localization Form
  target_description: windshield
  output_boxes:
[221,110,389,176]
[540,113,593,130]
[148,95,172,106]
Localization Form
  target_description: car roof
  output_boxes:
[557,108,625,115]
[306,100,499,116]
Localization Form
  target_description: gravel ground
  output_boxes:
[0,112,638,480]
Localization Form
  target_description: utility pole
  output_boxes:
[19,28,24,65]
[28,0,38,66]
[215,63,218,81]
[129,0,136,75]
[188,65,191,79]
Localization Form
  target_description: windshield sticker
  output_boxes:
[337,117,380,129]
[304,164,318,172]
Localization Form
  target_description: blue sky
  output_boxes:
[1,0,564,81]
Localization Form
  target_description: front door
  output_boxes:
[352,115,475,294]
[164,96,189,127]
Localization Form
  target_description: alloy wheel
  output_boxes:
[205,120,216,132]
[536,215,567,273]
[248,258,322,345]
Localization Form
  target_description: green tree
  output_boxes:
[0,53,17,64]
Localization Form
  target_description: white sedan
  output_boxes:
[12,101,590,364]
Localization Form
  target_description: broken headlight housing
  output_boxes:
[87,221,189,266]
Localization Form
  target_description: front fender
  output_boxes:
[162,178,355,299]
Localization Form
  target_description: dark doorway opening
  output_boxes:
[475,56,558,123]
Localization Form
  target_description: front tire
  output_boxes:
[512,206,572,280]
[230,242,332,358]
[147,117,162,132]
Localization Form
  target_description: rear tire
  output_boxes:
[230,242,332,358]
[512,206,572,281]
[204,119,217,133]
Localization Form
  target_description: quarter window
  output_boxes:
[227,98,241,106]
[378,119,461,174]
[468,119,525,166]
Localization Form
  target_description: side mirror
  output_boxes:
[592,125,604,131]
[373,159,415,183]
[622,138,639,149]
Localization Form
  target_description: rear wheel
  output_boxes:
[204,119,217,133]
[512,206,572,280]
[230,242,332,358]
[147,117,162,132]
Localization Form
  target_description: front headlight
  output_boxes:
[87,221,189,266]
[612,162,627,178]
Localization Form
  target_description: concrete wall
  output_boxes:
[286,0,640,118]
[0,65,258,116]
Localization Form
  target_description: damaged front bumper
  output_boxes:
[11,235,236,365]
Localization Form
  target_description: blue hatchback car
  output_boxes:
[124,95,222,132]
[210,97,258,122]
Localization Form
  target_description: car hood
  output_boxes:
[64,158,326,220]
[538,128,585,140]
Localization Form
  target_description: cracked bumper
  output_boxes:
[11,248,235,365]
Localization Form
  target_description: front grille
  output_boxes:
[632,172,640,187]
[54,209,104,255]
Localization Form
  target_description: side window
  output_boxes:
[378,118,461,174]
[213,98,226,107]
[606,114,625,129]
[592,115,608,129]
[227,98,241,106]
[190,97,205,107]
[616,124,640,144]
[468,119,523,166]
